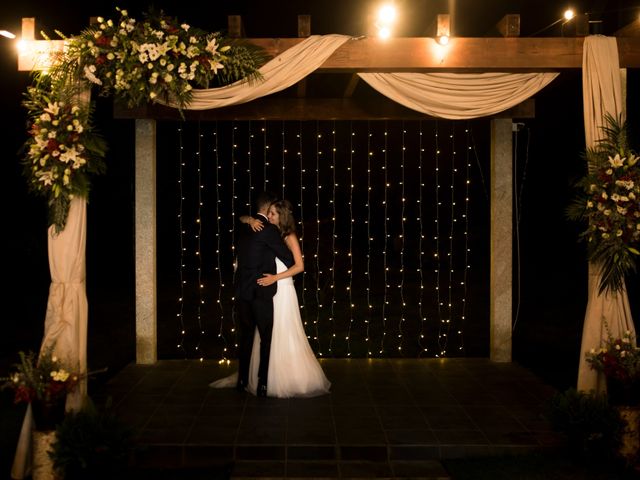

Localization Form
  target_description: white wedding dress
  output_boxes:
[210,258,330,398]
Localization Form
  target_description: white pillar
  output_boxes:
[490,118,513,362]
[135,119,157,364]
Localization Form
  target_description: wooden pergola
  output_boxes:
[20,13,640,365]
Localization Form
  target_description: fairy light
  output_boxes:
[262,121,269,189]
[398,121,406,353]
[230,123,238,350]
[346,123,355,357]
[194,122,205,361]
[298,122,307,329]
[315,121,323,355]
[434,122,443,357]
[458,124,472,353]
[281,120,286,199]
[440,125,457,357]
[329,121,337,356]
[247,120,253,211]
[417,121,428,355]
[213,123,228,361]
[176,125,186,354]
[366,121,372,357]
[381,122,388,356]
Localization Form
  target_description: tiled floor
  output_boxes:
[96,358,565,478]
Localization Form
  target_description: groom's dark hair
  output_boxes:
[255,191,278,213]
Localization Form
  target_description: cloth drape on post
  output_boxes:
[11,200,89,480]
[577,36,636,393]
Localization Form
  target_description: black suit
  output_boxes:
[235,214,294,392]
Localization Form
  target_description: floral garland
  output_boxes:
[568,114,640,294]
[22,8,264,231]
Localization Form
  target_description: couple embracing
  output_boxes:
[211,191,330,398]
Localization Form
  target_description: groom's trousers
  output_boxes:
[236,298,274,389]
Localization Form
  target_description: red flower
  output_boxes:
[46,138,60,153]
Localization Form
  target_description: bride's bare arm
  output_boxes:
[257,234,304,286]
[239,215,263,232]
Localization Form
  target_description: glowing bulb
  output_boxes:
[0,30,16,39]
[378,26,391,39]
[564,9,575,20]
[438,35,449,46]
[377,5,397,24]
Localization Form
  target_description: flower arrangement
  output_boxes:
[568,114,640,294]
[586,330,640,405]
[22,8,265,231]
[1,350,80,405]
[60,7,264,109]
[22,75,106,232]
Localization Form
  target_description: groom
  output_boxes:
[235,191,294,397]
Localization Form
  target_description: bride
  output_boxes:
[211,199,330,398]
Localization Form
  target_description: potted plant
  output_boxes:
[49,401,132,480]
[586,330,640,406]
[1,349,80,431]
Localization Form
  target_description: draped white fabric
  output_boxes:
[577,36,635,393]
[161,34,352,110]
[12,198,88,479]
[41,196,89,408]
[357,72,559,120]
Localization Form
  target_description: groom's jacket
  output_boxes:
[235,214,294,301]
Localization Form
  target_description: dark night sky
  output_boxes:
[0,1,638,386]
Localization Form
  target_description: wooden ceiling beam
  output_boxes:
[245,37,640,70]
[114,97,535,121]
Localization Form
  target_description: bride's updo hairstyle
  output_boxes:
[273,199,296,237]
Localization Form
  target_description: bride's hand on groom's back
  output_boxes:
[257,274,277,287]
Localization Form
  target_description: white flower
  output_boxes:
[604,209,611,216]
[587,201,594,208]
[83,65,103,85]
[615,179,635,190]
[44,102,60,116]
[616,229,623,237]
[608,154,625,168]
[601,191,608,200]
[181,23,190,31]
[617,206,627,215]
[209,60,224,74]
[606,168,613,175]
[40,113,51,122]
[164,74,173,83]
[205,38,219,55]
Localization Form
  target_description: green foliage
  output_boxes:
[50,401,132,480]
[548,388,624,460]
[567,114,639,294]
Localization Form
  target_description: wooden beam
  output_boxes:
[245,37,640,70]
[496,14,520,37]
[114,97,535,121]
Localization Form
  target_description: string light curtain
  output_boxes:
[159,120,488,359]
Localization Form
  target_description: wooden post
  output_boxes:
[297,15,310,98]
[135,119,158,364]
[228,15,243,38]
[490,118,513,362]
[297,15,311,37]
[497,14,520,37]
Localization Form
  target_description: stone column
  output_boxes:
[490,118,513,362]
[135,119,157,364]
